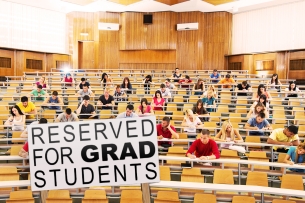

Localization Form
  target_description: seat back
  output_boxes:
[246,171,268,187]
[155,191,180,203]
[281,174,304,191]
[213,169,234,184]
[7,190,34,203]
[194,194,216,203]
[232,196,255,203]
[120,190,143,203]
[159,166,171,181]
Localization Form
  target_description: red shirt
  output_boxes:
[23,142,29,152]
[179,79,193,88]
[156,124,176,145]
[186,139,220,159]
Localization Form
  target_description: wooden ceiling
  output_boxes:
[203,0,235,6]
[155,0,189,6]
[107,0,141,6]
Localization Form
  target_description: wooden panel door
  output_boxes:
[78,41,95,69]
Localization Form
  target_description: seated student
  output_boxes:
[267,125,299,153]
[143,75,153,94]
[284,143,305,172]
[172,68,182,82]
[285,81,301,98]
[247,102,269,119]
[192,99,209,122]
[17,96,37,119]
[201,91,216,112]
[20,118,47,138]
[245,112,272,136]
[158,84,172,102]
[266,73,282,90]
[5,105,25,144]
[97,88,115,110]
[186,129,220,160]
[210,69,220,83]
[62,73,74,87]
[114,85,127,102]
[116,104,138,119]
[201,85,217,98]
[235,81,251,96]
[182,109,203,132]
[120,77,133,94]
[42,91,64,110]
[218,74,236,89]
[253,84,272,101]
[151,90,165,111]
[193,78,205,95]
[135,98,154,116]
[30,85,48,101]
[35,76,48,89]
[157,116,179,148]
[75,84,94,98]
[101,73,113,88]
[164,79,177,90]
[250,94,269,111]
[55,108,79,123]
[178,75,192,88]
[214,121,245,153]
[79,78,90,89]
[76,95,96,119]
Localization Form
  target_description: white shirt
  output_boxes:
[116,112,139,119]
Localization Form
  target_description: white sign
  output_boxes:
[28,116,160,191]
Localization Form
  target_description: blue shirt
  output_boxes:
[210,73,220,83]
[247,117,269,129]
[287,146,304,163]
[201,97,215,112]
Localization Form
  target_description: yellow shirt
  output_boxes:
[269,128,299,150]
[17,102,36,119]
[218,78,235,88]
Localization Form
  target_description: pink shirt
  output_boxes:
[153,97,165,111]
[138,105,152,114]
[36,82,46,88]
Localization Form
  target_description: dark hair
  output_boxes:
[39,118,48,124]
[81,78,86,82]
[257,112,266,119]
[145,75,152,82]
[101,73,108,83]
[21,96,28,102]
[194,99,206,115]
[122,77,131,89]
[201,129,210,136]
[116,85,120,89]
[225,74,230,79]
[288,81,297,91]
[126,104,134,111]
[162,116,170,123]
[165,78,170,82]
[37,85,43,89]
[10,105,24,116]
[83,84,88,88]
[154,90,162,98]
[242,81,247,86]
[175,68,179,71]
[185,75,190,80]
[257,84,266,97]
[160,84,165,88]
[52,91,58,96]
[271,74,279,85]
[66,73,71,77]
[66,108,72,115]
[257,94,267,107]
[213,69,217,72]
[287,125,298,135]
[140,98,148,114]
[195,79,204,90]
[83,95,90,101]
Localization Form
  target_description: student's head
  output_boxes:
[10,105,24,116]
[52,91,58,100]
[37,85,43,92]
[141,98,148,107]
[83,84,89,92]
[208,85,215,92]
[165,79,171,87]
[154,90,162,98]
[196,99,203,109]
[258,94,267,107]
[284,125,298,137]
[83,95,90,105]
[175,68,179,73]
[242,81,248,88]
[21,96,29,107]
[102,73,108,80]
[39,118,48,124]
[221,120,234,140]
[257,84,266,96]
[256,112,266,124]
[225,74,230,81]
[123,77,130,85]
[81,78,86,84]
[254,102,265,114]
[199,129,210,144]
[160,84,166,92]
[185,75,190,82]
[271,73,278,82]
[196,78,204,88]
[104,88,110,96]
[116,85,121,92]
[161,116,170,128]
[65,108,72,118]
[125,104,134,116]
[296,143,305,155]
[213,69,218,75]
[39,76,46,83]
[207,90,214,99]
[66,73,71,78]
[185,109,194,120]
[289,81,297,91]
[145,75,152,82]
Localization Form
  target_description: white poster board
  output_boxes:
[28,116,160,191]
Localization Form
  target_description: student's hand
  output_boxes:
[21,152,28,158]
[158,135,163,140]
[81,100,85,105]
[167,123,171,130]
[287,161,294,165]
[189,155,196,159]
[283,142,293,146]
[234,140,239,143]
[199,156,208,160]
[253,127,259,130]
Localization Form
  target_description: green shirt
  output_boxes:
[31,89,46,101]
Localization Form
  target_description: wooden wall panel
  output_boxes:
[119,50,176,63]
[78,41,95,69]
[119,63,176,70]
[288,50,305,80]
[253,53,276,76]
[15,51,46,76]
[46,54,71,72]
[0,49,15,76]
[276,52,287,79]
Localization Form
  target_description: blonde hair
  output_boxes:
[220,120,235,141]
[207,90,214,98]
[184,109,196,121]
[104,87,111,93]
[208,85,215,92]
[254,102,265,115]
[295,143,305,164]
